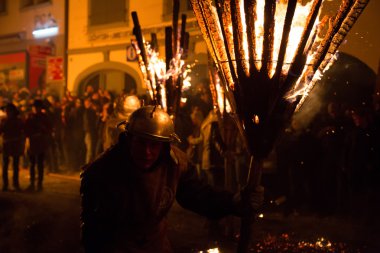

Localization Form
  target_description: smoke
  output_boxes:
[292,82,325,130]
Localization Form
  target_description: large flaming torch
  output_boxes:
[131,2,191,116]
[190,0,369,252]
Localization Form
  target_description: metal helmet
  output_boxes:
[124,105,180,142]
[115,94,141,119]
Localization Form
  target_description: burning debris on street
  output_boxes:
[252,233,364,253]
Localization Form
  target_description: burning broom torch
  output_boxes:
[131,1,191,117]
[189,0,369,252]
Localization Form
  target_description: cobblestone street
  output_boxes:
[0,168,379,253]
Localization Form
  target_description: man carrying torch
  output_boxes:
[189,0,369,252]
[80,105,264,253]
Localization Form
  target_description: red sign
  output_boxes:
[28,45,53,89]
[46,56,64,82]
[0,52,26,64]
[29,45,53,56]
[0,52,27,87]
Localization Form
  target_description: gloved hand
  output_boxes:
[232,185,264,217]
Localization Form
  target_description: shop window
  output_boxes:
[0,0,7,14]
[89,0,129,26]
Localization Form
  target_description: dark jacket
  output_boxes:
[25,111,52,155]
[80,136,235,253]
[83,107,98,137]
[0,116,25,156]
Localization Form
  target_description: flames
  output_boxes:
[191,0,369,157]
[198,248,220,253]
[209,68,232,114]
[132,40,192,111]
[216,77,232,114]
[224,0,320,94]
[271,1,316,78]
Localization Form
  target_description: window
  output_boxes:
[20,0,50,9]
[89,0,128,26]
[20,0,33,8]
[0,0,7,14]
[162,0,193,21]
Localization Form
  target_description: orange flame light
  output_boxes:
[132,40,192,111]
[198,248,220,253]
[191,0,369,157]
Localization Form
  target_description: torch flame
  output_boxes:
[227,0,318,79]
[191,0,369,157]
[254,0,265,70]
[198,248,220,253]
[133,40,193,111]
[216,75,232,114]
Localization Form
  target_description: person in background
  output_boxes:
[66,98,85,171]
[83,85,95,99]
[314,102,349,215]
[187,108,227,239]
[186,106,204,179]
[80,105,264,253]
[103,94,140,150]
[0,103,25,191]
[276,117,320,216]
[25,99,52,191]
[44,96,60,173]
[344,107,376,217]
[83,97,98,164]
[188,108,226,187]
[94,102,112,157]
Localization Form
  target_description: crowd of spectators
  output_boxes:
[0,82,379,226]
[274,101,380,221]
[0,81,216,176]
[0,85,119,179]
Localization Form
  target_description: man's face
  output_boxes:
[129,135,164,170]
[84,99,91,109]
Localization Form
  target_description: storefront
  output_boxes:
[0,51,27,96]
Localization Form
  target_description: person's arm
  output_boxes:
[187,132,203,145]
[175,165,236,220]
[173,146,264,220]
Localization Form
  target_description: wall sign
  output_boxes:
[126,44,137,62]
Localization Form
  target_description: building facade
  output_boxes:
[67,0,208,98]
[0,0,209,99]
[0,0,65,98]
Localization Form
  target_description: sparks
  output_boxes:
[190,0,369,164]
[132,40,193,111]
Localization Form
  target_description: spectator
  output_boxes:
[0,103,25,191]
[186,106,204,179]
[25,99,52,191]
[83,97,98,164]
